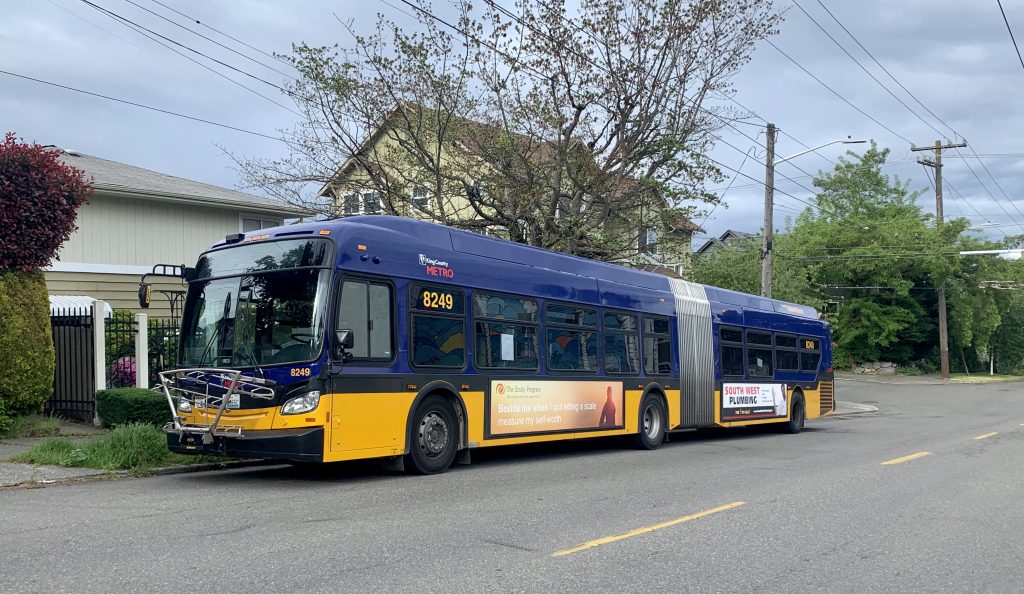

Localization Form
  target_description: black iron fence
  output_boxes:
[48,308,96,422]
[48,308,181,420]
[103,311,180,389]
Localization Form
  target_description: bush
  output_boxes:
[0,133,92,271]
[95,387,171,428]
[107,356,137,389]
[0,270,55,421]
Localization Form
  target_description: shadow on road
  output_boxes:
[174,420,842,485]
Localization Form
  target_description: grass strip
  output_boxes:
[0,414,61,439]
[9,423,228,473]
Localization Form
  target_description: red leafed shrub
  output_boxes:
[0,132,93,271]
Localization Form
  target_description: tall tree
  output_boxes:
[0,134,92,429]
[236,0,782,259]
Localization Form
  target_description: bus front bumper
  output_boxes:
[166,426,324,462]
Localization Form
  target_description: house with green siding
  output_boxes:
[46,150,307,318]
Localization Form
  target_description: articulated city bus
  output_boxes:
[163,216,833,474]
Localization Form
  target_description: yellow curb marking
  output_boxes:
[550,501,745,557]
[881,451,931,465]
[974,432,998,440]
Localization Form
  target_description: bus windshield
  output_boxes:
[180,242,333,367]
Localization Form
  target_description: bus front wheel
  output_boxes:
[633,393,666,450]
[405,395,459,475]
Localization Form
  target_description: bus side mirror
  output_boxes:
[334,329,354,362]
[138,282,152,308]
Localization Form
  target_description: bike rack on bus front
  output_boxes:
[159,368,276,445]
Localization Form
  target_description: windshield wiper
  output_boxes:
[197,292,232,367]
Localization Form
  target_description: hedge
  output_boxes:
[96,387,172,428]
[0,270,54,426]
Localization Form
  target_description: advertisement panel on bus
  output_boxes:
[488,380,624,436]
[721,383,788,421]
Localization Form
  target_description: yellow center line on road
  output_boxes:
[974,432,998,440]
[881,451,931,465]
[550,501,746,558]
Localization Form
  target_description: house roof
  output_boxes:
[694,229,757,255]
[58,150,308,216]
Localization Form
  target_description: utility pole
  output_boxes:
[761,123,777,298]
[913,139,967,380]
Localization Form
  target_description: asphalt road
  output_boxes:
[2,379,1022,593]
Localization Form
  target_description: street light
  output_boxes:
[761,125,865,298]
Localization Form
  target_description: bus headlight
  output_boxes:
[177,400,192,413]
[281,391,320,415]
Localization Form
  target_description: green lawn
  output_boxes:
[0,414,61,439]
[948,374,1022,384]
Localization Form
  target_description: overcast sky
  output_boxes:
[4,0,1024,247]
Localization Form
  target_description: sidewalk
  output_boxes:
[0,420,111,488]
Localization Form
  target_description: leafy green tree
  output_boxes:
[780,143,950,367]
[688,233,818,306]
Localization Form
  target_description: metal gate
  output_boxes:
[47,308,95,421]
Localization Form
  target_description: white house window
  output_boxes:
[342,193,360,215]
[640,226,660,255]
[341,191,382,216]
[362,191,381,215]
[241,217,282,232]
[411,185,430,211]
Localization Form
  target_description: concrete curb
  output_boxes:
[0,459,284,489]
[829,400,879,416]
[147,458,283,476]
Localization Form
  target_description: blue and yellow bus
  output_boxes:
[163,216,833,474]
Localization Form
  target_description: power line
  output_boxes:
[764,38,912,144]
[813,0,961,140]
[123,0,294,78]
[997,0,1024,73]
[145,0,296,70]
[0,69,287,143]
[796,2,1024,233]
[792,0,946,139]
[79,0,290,94]
[72,0,298,117]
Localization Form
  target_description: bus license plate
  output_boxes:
[227,394,240,409]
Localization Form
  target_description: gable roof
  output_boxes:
[58,150,308,216]
[694,229,758,255]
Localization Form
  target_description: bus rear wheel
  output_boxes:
[633,393,666,450]
[782,394,806,434]
[405,395,459,475]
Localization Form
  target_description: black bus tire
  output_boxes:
[633,392,666,450]
[782,394,806,434]
[405,395,459,475]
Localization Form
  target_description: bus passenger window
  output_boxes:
[775,334,798,371]
[603,312,639,374]
[800,336,822,373]
[746,331,773,377]
[473,291,539,369]
[545,302,598,372]
[643,315,672,375]
[410,284,465,368]
[719,326,744,377]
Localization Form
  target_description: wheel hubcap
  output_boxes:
[419,412,448,458]
[643,405,661,439]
